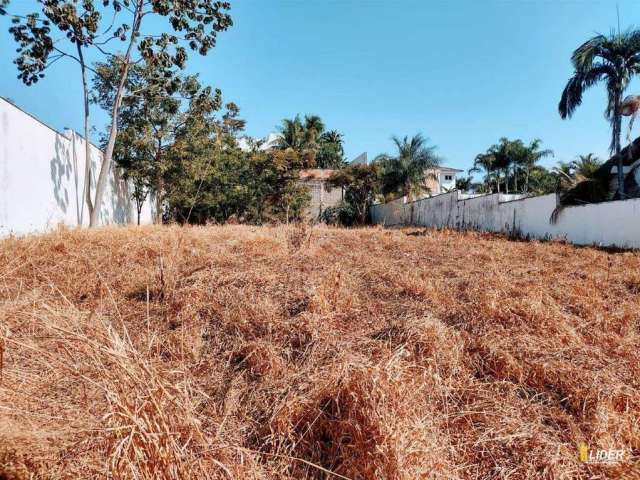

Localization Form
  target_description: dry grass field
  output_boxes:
[0,225,639,479]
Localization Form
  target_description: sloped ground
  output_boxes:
[0,225,638,479]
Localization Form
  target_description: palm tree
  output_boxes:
[277,115,305,151]
[276,114,328,168]
[303,115,325,145]
[469,152,499,193]
[317,130,346,168]
[518,139,553,192]
[374,134,440,199]
[552,161,577,191]
[471,138,514,193]
[559,29,640,198]
[573,153,602,181]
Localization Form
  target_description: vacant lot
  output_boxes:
[0,225,638,479]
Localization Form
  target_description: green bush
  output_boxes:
[320,202,359,226]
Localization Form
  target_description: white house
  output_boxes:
[425,166,463,195]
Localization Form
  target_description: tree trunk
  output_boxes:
[89,2,144,227]
[513,164,518,192]
[76,42,93,224]
[613,95,625,198]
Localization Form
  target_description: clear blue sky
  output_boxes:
[2,0,640,173]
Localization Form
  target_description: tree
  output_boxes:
[471,138,552,194]
[316,130,346,168]
[470,139,513,193]
[3,0,233,226]
[469,152,499,193]
[573,153,602,181]
[551,161,577,191]
[559,29,640,198]
[516,139,553,192]
[455,176,473,192]
[374,134,440,200]
[326,164,380,224]
[5,0,105,223]
[93,55,226,223]
[275,114,345,169]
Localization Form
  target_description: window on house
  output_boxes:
[444,175,453,181]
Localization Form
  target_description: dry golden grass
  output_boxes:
[0,224,639,479]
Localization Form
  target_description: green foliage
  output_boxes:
[374,134,440,200]
[93,56,227,222]
[320,203,358,227]
[470,138,552,193]
[559,29,640,197]
[327,164,380,224]
[275,115,346,168]
[4,0,233,226]
[559,30,640,154]
[166,148,310,224]
[573,153,602,181]
[455,176,473,192]
[317,130,347,168]
[5,1,232,86]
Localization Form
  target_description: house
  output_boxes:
[424,166,463,195]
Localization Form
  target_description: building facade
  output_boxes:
[298,169,344,220]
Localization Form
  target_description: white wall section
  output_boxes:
[0,97,153,236]
[370,190,640,249]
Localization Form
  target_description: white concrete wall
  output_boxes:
[0,98,154,236]
[370,190,640,249]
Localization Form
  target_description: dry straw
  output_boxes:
[0,225,638,479]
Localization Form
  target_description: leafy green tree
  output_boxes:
[374,134,440,200]
[527,166,558,195]
[3,0,232,226]
[165,127,309,224]
[559,29,640,198]
[326,164,380,224]
[93,55,226,223]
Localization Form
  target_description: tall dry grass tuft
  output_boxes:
[0,225,639,478]
[0,301,244,479]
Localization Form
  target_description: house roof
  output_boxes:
[434,166,463,173]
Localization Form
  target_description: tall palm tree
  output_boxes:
[374,134,440,199]
[559,29,640,198]
[469,152,499,193]
[471,138,514,193]
[518,139,553,192]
